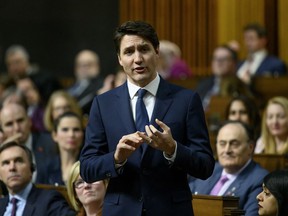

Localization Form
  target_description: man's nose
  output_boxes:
[134,51,143,63]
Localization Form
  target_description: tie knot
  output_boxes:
[11,197,18,204]
[220,175,229,183]
[137,89,147,99]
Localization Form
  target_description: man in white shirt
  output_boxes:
[237,23,287,84]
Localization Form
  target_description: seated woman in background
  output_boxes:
[44,90,82,132]
[225,95,261,140]
[38,112,83,185]
[257,169,288,216]
[67,161,108,216]
[255,96,288,154]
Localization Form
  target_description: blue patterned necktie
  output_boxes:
[135,89,149,132]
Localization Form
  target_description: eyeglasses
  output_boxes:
[73,179,99,189]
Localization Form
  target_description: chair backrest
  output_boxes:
[36,184,73,208]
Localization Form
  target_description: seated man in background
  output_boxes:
[237,23,287,85]
[67,49,104,115]
[0,103,56,183]
[196,45,253,110]
[5,45,61,104]
[189,121,268,216]
[0,142,75,216]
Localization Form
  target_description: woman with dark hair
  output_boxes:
[257,170,288,216]
[38,111,83,185]
[225,95,261,140]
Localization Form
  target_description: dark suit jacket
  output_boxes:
[189,161,268,216]
[238,55,287,76]
[0,185,75,216]
[68,77,104,115]
[31,132,58,183]
[80,78,215,216]
[195,75,254,101]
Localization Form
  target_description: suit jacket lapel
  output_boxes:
[224,161,254,196]
[115,83,136,134]
[23,186,37,216]
[0,197,9,214]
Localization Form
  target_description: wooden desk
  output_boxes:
[192,195,245,216]
[253,154,288,172]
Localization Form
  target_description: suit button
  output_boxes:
[138,196,143,202]
[142,168,150,175]
[106,173,111,177]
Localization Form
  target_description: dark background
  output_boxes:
[0,0,119,78]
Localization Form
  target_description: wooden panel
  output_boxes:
[253,154,288,172]
[278,0,288,64]
[119,0,217,76]
[216,0,265,60]
[192,195,244,216]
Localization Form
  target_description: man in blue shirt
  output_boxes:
[0,141,75,216]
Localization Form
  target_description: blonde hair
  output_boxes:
[44,90,82,131]
[67,161,82,211]
[67,161,109,212]
[261,96,288,154]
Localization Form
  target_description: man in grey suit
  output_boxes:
[189,121,268,216]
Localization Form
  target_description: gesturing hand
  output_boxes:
[143,119,176,156]
[114,132,145,163]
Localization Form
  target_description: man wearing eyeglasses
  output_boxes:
[189,121,268,216]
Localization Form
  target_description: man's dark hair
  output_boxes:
[243,23,267,38]
[0,141,35,173]
[114,20,159,54]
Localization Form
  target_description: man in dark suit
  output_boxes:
[0,103,56,183]
[67,50,104,115]
[237,23,287,84]
[80,21,215,216]
[0,142,75,216]
[195,45,253,110]
[189,121,268,216]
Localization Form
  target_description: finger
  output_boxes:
[148,125,160,136]
[138,131,152,144]
[121,134,142,144]
[155,119,170,133]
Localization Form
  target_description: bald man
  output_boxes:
[68,50,104,115]
[0,103,56,183]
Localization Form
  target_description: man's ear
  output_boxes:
[118,55,123,67]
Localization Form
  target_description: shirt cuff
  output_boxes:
[115,159,127,173]
[163,141,177,163]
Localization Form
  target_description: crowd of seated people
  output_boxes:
[0,21,288,215]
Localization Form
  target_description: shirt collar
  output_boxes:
[222,159,252,179]
[9,182,33,202]
[127,74,160,99]
[23,134,33,151]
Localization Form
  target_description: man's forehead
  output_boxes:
[0,146,26,160]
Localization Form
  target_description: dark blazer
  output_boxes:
[195,75,254,101]
[80,78,215,216]
[238,55,287,76]
[0,185,75,216]
[31,132,58,183]
[189,161,268,216]
[68,77,104,115]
